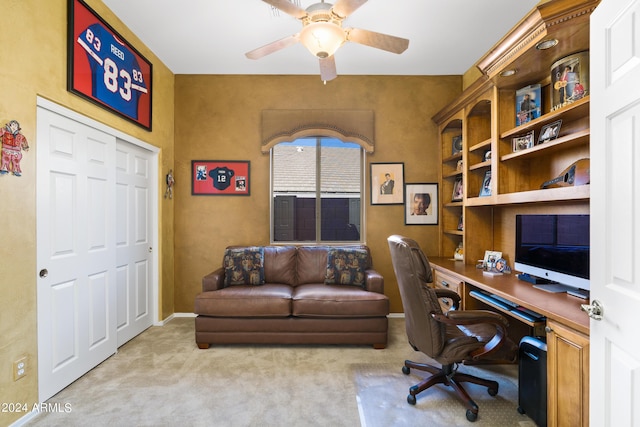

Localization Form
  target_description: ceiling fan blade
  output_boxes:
[319,56,337,82]
[332,0,368,18]
[346,28,409,54]
[245,34,300,60]
[261,0,307,19]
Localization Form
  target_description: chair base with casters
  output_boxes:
[402,360,498,422]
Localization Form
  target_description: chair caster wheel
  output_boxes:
[517,406,525,414]
[402,366,410,375]
[407,394,416,405]
[488,386,498,396]
[466,409,478,422]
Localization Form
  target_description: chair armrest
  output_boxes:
[433,288,461,309]
[202,267,225,292]
[432,310,510,360]
[364,269,384,294]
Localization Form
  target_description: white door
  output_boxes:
[115,140,154,346]
[36,107,117,401]
[589,0,640,424]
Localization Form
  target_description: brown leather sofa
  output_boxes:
[195,245,389,348]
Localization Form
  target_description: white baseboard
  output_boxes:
[388,313,405,318]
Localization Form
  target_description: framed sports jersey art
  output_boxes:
[192,160,251,196]
[68,0,152,130]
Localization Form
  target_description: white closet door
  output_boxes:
[36,107,117,401]
[115,139,154,346]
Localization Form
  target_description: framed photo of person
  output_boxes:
[370,162,404,205]
[404,183,438,225]
[68,0,153,130]
[538,120,562,144]
[512,130,535,152]
[479,170,492,197]
[515,84,541,126]
[451,177,463,202]
[192,160,250,196]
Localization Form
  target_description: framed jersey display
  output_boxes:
[192,160,251,196]
[68,0,152,130]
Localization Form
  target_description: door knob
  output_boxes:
[39,269,48,278]
[580,299,603,321]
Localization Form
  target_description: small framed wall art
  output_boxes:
[404,183,438,225]
[370,162,404,205]
[192,160,250,196]
[68,0,153,130]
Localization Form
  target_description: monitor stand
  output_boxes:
[532,283,574,293]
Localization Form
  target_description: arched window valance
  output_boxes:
[260,109,375,153]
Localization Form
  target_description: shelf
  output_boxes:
[444,230,464,236]
[501,97,590,139]
[466,185,590,206]
[444,170,463,179]
[443,152,463,163]
[469,138,492,152]
[444,201,463,208]
[469,160,491,171]
[501,128,590,161]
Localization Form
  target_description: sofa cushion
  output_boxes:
[224,247,265,286]
[325,247,369,287]
[292,284,389,318]
[263,246,297,285]
[195,284,293,317]
[296,246,331,285]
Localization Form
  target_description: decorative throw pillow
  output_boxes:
[223,247,265,286]
[325,248,369,287]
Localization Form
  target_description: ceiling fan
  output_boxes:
[245,0,410,82]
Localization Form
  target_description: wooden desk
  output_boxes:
[428,257,590,427]
[428,257,589,335]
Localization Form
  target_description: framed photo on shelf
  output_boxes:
[370,162,404,205]
[512,130,535,152]
[404,183,438,225]
[538,120,562,144]
[452,135,463,155]
[479,170,492,197]
[451,177,463,202]
[68,0,153,130]
[515,84,541,126]
[192,160,250,196]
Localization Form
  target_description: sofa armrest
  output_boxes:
[203,267,225,292]
[364,269,384,294]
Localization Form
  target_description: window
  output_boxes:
[271,137,363,243]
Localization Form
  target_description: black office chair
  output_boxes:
[387,235,518,422]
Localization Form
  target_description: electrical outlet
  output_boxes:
[13,357,27,381]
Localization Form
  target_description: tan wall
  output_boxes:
[174,74,461,315]
[0,0,175,423]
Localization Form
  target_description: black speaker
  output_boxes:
[517,336,547,427]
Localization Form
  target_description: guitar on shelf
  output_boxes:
[540,158,590,189]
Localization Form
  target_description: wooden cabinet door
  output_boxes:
[546,319,590,427]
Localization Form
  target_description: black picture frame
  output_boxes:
[68,0,153,130]
[404,183,439,225]
[538,120,562,144]
[370,162,404,205]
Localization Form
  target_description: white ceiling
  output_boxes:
[101,0,539,77]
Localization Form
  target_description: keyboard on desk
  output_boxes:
[469,289,545,322]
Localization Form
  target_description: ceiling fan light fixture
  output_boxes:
[300,21,345,58]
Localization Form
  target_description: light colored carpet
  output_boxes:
[354,363,536,427]
[26,317,536,426]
